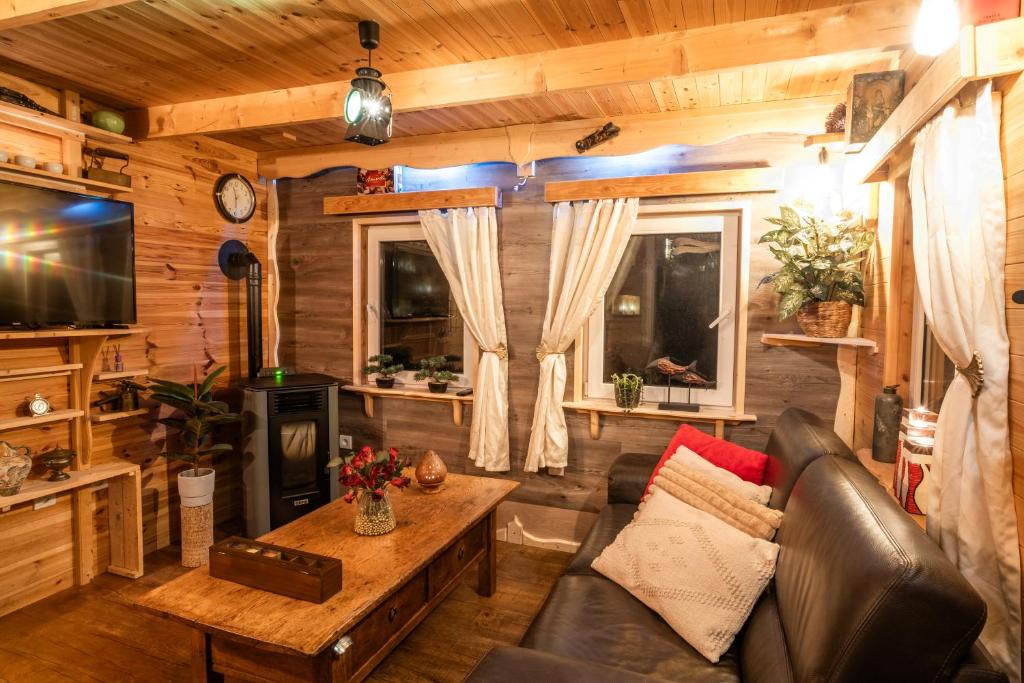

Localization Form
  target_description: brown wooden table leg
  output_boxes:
[477,509,497,597]
[191,629,223,682]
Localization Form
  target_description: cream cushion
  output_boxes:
[592,487,780,663]
[667,445,772,505]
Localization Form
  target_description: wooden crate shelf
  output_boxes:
[562,399,756,440]
[0,160,131,194]
[95,369,149,382]
[92,408,148,423]
[343,384,473,426]
[0,409,84,431]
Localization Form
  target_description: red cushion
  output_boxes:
[645,424,769,495]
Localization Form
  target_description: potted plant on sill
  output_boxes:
[759,205,874,338]
[612,373,644,412]
[364,354,403,389]
[414,356,457,394]
[148,365,240,567]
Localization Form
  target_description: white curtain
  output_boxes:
[910,81,1021,681]
[419,206,510,472]
[525,198,640,473]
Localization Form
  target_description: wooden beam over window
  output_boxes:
[544,168,782,202]
[0,0,136,30]
[324,187,500,215]
[259,95,837,179]
[129,0,916,140]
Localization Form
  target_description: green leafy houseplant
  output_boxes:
[758,205,874,322]
[148,365,240,477]
[612,373,644,412]
[414,356,457,392]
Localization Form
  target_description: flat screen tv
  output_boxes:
[0,179,136,326]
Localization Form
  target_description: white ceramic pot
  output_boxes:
[14,155,36,169]
[42,161,64,174]
[178,467,215,508]
[0,150,9,163]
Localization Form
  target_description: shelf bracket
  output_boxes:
[361,394,374,419]
[452,401,463,427]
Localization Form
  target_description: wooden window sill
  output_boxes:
[342,384,473,426]
[562,398,756,440]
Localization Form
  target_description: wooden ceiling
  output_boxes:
[0,0,913,154]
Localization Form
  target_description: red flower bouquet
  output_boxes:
[339,446,412,503]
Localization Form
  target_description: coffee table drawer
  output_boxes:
[346,570,427,668]
[428,520,486,598]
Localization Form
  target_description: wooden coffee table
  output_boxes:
[137,473,518,682]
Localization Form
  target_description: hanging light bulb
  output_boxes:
[343,20,393,146]
[913,0,960,57]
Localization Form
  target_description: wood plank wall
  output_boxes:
[1001,73,1024,618]
[0,106,267,614]
[276,153,841,524]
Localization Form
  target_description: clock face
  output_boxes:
[29,394,50,416]
[215,174,256,223]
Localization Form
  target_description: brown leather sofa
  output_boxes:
[466,408,1007,682]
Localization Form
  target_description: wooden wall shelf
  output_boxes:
[0,100,132,145]
[0,409,84,431]
[324,187,501,215]
[0,160,132,194]
[94,369,149,382]
[0,326,148,341]
[562,399,756,440]
[92,408,148,423]
[343,384,473,426]
[760,333,878,353]
[0,363,82,380]
[543,168,782,202]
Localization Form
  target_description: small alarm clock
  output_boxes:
[28,393,51,417]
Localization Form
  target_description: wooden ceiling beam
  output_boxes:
[258,95,838,179]
[0,0,136,30]
[130,0,916,140]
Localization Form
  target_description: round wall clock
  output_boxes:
[214,173,256,223]
[28,393,51,417]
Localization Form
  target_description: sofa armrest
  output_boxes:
[465,646,667,682]
[608,452,660,505]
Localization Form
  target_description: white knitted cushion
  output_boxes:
[592,487,780,663]
[669,445,773,505]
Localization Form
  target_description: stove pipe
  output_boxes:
[218,239,264,378]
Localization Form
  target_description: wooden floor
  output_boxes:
[0,541,571,682]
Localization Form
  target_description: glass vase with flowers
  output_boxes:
[338,446,412,535]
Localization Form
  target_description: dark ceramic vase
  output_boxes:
[428,381,448,394]
[375,377,395,389]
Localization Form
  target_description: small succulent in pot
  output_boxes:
[363,354,403,389]
[612,373,644,412]
[758,204,874,337]
[414,356,458,393]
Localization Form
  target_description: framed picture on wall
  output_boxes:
[845,70,906,150]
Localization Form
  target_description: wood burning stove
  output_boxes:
[241,374,340,537]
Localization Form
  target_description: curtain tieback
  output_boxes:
[955,351,985,398]
[482,343,508,360]
[535,346,564,361]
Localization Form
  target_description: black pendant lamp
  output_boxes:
[343,20,393,146]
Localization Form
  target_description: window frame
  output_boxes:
[352,214,476,389]
[576,200,751,414]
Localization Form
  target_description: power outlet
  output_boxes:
[338,434,353,450]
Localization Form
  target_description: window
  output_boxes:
[910,290,954,412]
[360,219,476,387]
[585,204,746,409]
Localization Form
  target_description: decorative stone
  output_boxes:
[415,450,447,494]
[0,441,32,496]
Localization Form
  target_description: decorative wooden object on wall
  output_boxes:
[324,187,501,215]
[850,18,1024,183]
[544,168,782,202]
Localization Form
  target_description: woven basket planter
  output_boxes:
[796,301,852,338]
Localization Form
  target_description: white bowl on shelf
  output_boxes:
[14,155,36,169]
[0,151,8,163]
[42,162,63,174]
